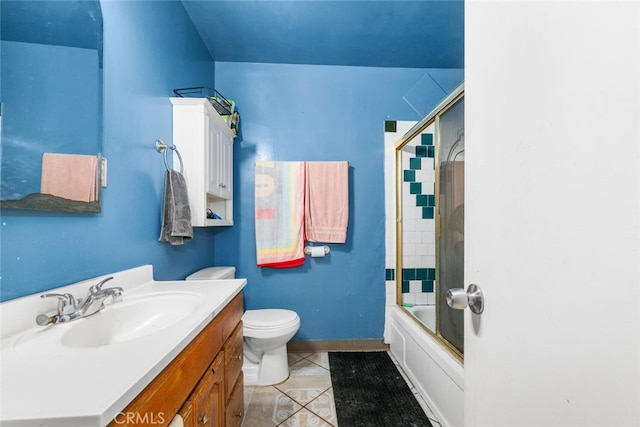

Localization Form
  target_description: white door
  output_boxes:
[464,2,640,427]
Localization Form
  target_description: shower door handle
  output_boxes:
[446,284,484,314]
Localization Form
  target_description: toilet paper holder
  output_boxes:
[304,245,330,256]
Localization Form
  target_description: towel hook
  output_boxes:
[155,139,184,173]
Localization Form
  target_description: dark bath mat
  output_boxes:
[329,351,433,427]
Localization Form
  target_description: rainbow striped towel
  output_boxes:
[255,161,305,268]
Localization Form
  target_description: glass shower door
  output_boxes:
[395,85,465,359]
[436,96,465,354]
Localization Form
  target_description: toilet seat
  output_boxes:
[243,309,299,330]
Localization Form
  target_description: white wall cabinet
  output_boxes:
[170,97,235,226]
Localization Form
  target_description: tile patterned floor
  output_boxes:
[242,351,443,427]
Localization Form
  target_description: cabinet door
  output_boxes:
[224,322,243,402]
[207,125,222,198]
[225,372,245,427]
[193,352,225,427]
[178,400,196,427]
[218,134,233,200]
[206,123,233,200]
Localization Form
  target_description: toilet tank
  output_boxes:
[186,266,236,280]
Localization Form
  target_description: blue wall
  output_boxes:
[0,1,464,342]
[0,1,217,301]
[213,62,463,340]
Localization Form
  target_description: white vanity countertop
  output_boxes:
[0,265,246,427]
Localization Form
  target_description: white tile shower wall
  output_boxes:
[384,120,417,267]
[384,121,436,320]
[401,123,436,306]
[384,120,416,341]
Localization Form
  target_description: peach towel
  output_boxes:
[41,153,98,202]
[305,161,349,243]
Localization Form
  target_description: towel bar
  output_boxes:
[155,139,184,173]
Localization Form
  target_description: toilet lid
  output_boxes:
[243,309,299,329]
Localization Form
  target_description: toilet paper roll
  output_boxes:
[310,246,326,257]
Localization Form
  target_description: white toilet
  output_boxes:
[186,266,301,386]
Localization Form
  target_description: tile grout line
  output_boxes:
[303,386,338,427]
[243,352,339,427]
[273,384,337,427]
[308,386,338,427]
[276,396,338,427]
[288,353,338,426]
[273,380,333,411]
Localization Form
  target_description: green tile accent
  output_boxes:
[427,195,435,207]
[422,280,434,293]
[422,207,434,219]
[402,268,416,280]
[416,146,428,158]
[385,121,397,132]
[427,146,435,158]
[409,183,422,195]
[409,158,422,170]
[385,268,395,280]
[403,170,416,182]
[416,195,428,206]
[421,133,433,146]
[416,268,429,280]
[402,281,410,293]
[428,268,436,280]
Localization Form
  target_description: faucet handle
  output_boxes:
[108,287,124,303]
[40,293,77,315]
[89,276,114,294]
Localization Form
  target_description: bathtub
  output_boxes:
[385,305,464,427]
[406,305,436,331]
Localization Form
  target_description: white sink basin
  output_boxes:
[1,266,246,427]
[60,291,201,348]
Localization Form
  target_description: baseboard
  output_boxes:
[287,339,389,352]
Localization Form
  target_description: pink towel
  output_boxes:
[41,153,98,202]
[305,161,349,243]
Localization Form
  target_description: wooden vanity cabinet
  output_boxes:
[109,293,243,427]
[223,322,244,427]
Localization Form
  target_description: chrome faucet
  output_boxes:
[36,277,124,326]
